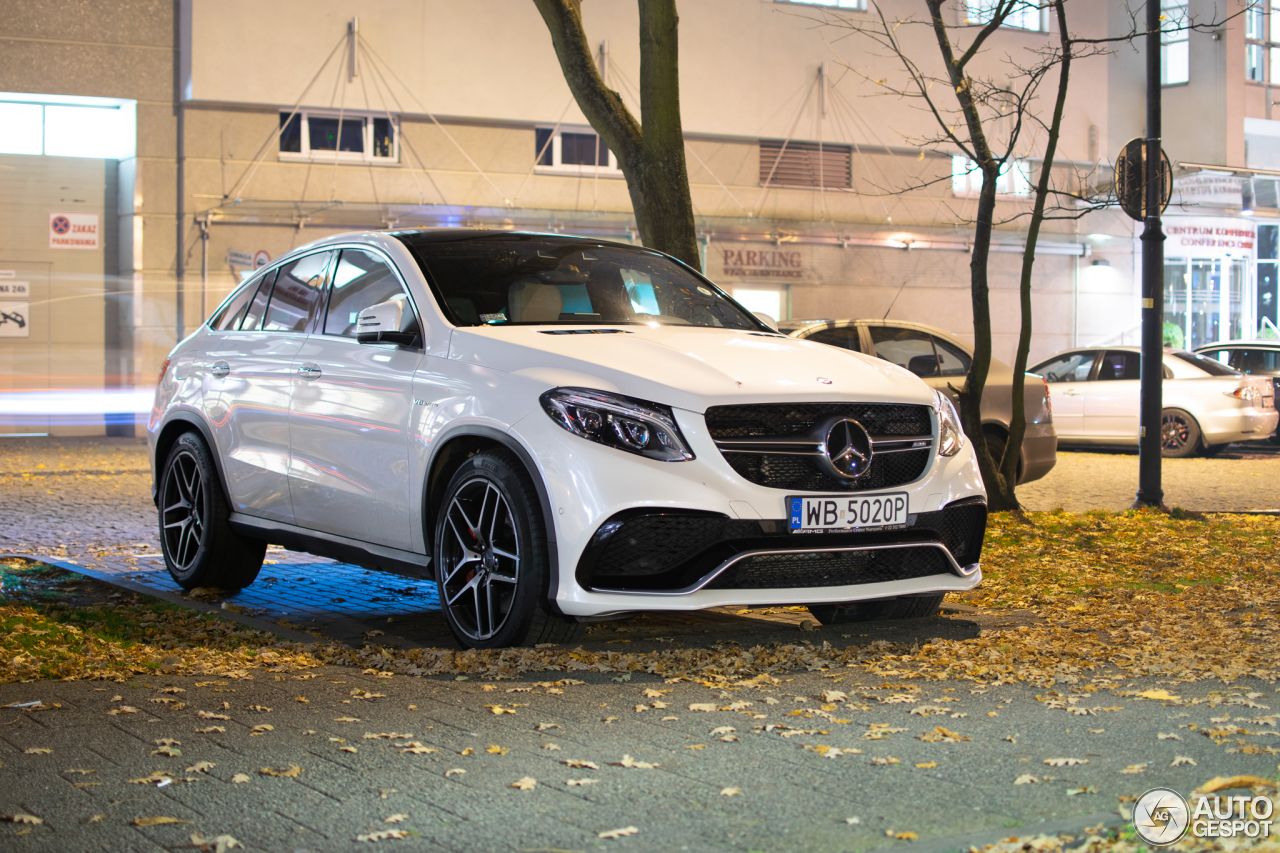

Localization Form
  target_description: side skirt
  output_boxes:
[228,513,432,580]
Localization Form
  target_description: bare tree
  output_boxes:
[533,0,700,269]
[812,0,1108,511]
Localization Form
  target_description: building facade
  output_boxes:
[1110,0,1280,351]
[2,0,1136,435]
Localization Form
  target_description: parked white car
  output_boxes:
[149,230,986,648]
[1194,340,1280,443]
[1029,346,1277,457]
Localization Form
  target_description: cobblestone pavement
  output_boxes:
[2,435,1276,647]
[4,436,1279,852]
[1018,440,1280,513]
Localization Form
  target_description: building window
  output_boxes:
[0,93,135,159]
[964,0,1046,31]
[779,0,867,9]
[1244,0,1280,83]
[534,126,621,176]
[278,111,397,163]
[1259,224,1279,336]
[951,155,1032,198]
[1161,0,1189,85]
[759,140,852,189]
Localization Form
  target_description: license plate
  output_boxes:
[788,493,909,533]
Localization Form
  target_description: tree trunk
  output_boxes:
[533,0,701,270]
[1003,1,1073,495]
[924,0,1016,510]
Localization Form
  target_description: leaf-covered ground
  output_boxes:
[3,509,1277,689]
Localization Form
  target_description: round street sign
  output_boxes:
[1115,137,1172,221]
[253,250,271,268]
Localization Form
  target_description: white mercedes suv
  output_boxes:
[149,229,986,649]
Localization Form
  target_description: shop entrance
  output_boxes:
[1163,257,1250,349]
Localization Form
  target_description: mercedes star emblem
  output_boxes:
[819,417,873,480]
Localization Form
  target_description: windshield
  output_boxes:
[1171,350,1241,377]
[399,234,763,330]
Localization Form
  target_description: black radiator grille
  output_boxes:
[705,402,933,491]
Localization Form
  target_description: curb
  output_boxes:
[1,552,324,645]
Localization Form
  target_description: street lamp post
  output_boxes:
[1133,0,1167,510]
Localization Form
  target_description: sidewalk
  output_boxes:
[4,437,1280,851]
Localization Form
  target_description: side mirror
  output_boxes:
[752,311,779,332]
[356,299,422,347]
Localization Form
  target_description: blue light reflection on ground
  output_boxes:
[86,550,441,625]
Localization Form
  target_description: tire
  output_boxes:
[1160,408,1201,458]
[433,450,582,649]
[158,432,265,590]
[807,593,944,625]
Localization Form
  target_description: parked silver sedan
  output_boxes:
[780,319,1057,484]
[1030,346,1278,457]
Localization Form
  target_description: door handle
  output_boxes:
[1062,389,1081,396]
[297,363,322,380]
[210,361,230,378]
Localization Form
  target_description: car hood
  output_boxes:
[447,325,937,412]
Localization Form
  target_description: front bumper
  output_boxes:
[509,400,987,617]
[577,498,985,594]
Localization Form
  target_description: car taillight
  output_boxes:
[156,357,171,386]
[1225,385,1258,402]
[1042,376,1052,418]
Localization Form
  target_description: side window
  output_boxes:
[264,251,332,333]
[805,327,859,351]
[210,278,260,331]
[868,326,939,377]
[1099,350,1142,381]
[324,248,418,338]
[1238,348,1280,373]
[1200,348,1232,367]
[1035,351,1096,382]
[932,336,971,377]
[240,269,278,332]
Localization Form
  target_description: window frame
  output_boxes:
[244,250,335,335]
[320,246,422,342]
[1244,0,1280,84]
[533,125,623,177]
[278,109,399,165]
[0,92,136,159]
[776,0,867,10]
[951,155,1033,198]
[1160,0,1190,86]
[208,271,269,332]
[963,1,1048,32]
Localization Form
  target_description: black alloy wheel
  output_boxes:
[433,450,581,649]
[158,432,265,590]
[1160,408,1201,458]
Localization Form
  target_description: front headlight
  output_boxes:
[540,388,695,462]
[934,389,965,457]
